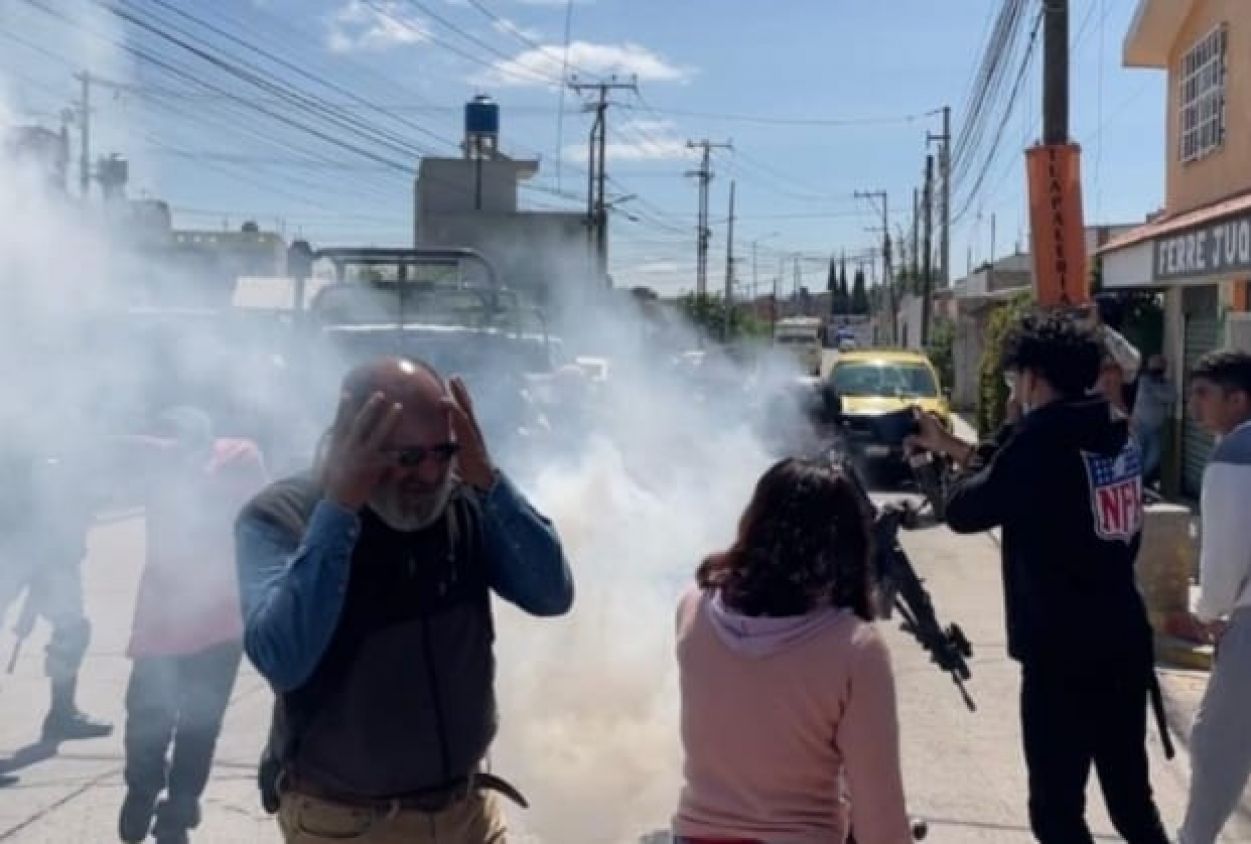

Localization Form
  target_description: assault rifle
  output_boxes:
[820,408,977,712]
[6,586,38,674]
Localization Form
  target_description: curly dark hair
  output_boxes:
[1000,310,1102,399]
[697,458,875,620]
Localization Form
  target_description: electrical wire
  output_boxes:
[618,101,938,129]
[132,0,461,151]
[952,5,1043,224]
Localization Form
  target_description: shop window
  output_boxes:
[1179,24,1227,163]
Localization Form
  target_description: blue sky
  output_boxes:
[1,0,1166,295]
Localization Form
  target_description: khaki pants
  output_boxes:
[278,790,508,843]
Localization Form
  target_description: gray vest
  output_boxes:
[245,476,497,799]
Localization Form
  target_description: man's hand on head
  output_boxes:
[442,376,496,493]
[321,391,403,511]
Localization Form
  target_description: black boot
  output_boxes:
[117,789,159,843]
[152,797,199,844]
[42,677,113,741]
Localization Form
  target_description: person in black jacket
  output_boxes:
[907,311,1170,844]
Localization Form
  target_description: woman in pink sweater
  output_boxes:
[673,458,911,844]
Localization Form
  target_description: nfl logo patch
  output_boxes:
[1081,444,1144,543]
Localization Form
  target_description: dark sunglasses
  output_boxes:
[385,442,459,468]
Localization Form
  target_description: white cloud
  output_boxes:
[491,16,543,42]
[564,118,695,163]
[326,0,430,54]
[473,41,693,88]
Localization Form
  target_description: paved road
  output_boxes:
[1,490,1248,842]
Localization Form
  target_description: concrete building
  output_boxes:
[413,96,594,309]
[944,252,1034,410]
[944,226,1135,412]
[1101,0,1251,495]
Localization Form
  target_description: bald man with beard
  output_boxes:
[236,358,573,843]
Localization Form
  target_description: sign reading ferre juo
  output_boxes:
[1153,212,1251,282]
[1027,144,1090,307]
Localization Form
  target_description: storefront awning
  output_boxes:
[1100,190,1251,288]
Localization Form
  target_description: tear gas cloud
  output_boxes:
[1,63,817,844]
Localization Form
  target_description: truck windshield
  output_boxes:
[831,362,938,398]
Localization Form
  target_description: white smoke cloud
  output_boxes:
[474,41,694,89]
[1,27,808,844]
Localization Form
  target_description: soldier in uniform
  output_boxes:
[0,439,112,744]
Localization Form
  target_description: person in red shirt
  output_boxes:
[116,407,268,844]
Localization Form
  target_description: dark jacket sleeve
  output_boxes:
[945,426,1024,535]
[481,472,574,617]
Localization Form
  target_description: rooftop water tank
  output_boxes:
[465,94,500,138]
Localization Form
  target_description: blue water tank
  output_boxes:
[465,95,500,138]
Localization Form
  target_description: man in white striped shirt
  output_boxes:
[1179,349,1251,844]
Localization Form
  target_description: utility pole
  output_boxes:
[75,70,91,198]
[775,254,784,327]
[922,155,935,347]
[988,212,998,294]
[855,190,893,343]
[569,75,637,287]
[928,105,952,287]
[1043,0,1069,144]
[686,139,733,296]
[752,241,759,300]
[723,180,737,341]
[911,188,920,287]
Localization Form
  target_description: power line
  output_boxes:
[619,102,940,128]
[951,0,1032,181]
[104,1,440,161]
[952,6,1044,224]
[387,0,559,85]
[131,0,460,151]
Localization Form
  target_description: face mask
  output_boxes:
[1006,370,1035,416]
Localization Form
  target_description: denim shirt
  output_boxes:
[236,472,573,692]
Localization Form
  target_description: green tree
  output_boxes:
[826,258,841,315]
[976,292,1033,435]
[851,266,869,315]
[927,317,955,394]
[677,293,771,342]
[838,255,849,312]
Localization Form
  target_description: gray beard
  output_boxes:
[367,476,457,532]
